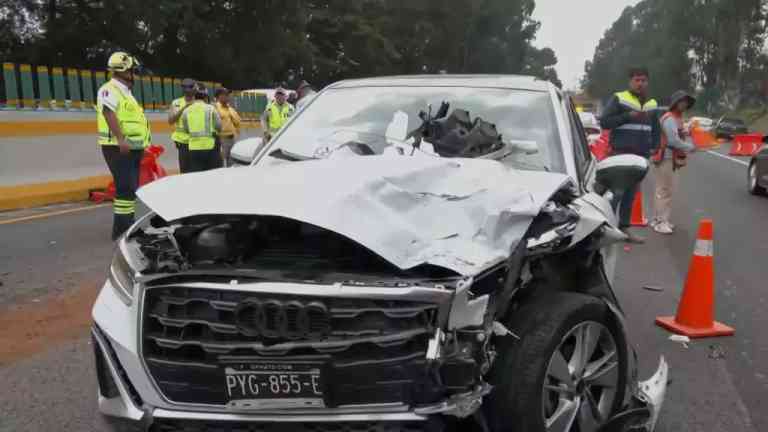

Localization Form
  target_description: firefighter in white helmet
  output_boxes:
[96,51,151,240]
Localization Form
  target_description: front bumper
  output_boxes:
[93,324,438,431]
[91,279,486,431]
[93,277,669,432]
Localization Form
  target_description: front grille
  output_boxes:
[150,420,431,432]
[142,286,441,406]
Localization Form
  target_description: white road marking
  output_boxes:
[706,150,750,167]
[0,203,111,225]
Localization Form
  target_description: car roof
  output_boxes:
[326,74,553,92]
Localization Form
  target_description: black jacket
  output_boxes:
[600,91,663,157]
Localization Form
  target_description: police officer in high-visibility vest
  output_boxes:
[167,78,197,173]
[181,84,222,173]
[261,87,295,142]
[96,52,151,240]
[599,66,661,244]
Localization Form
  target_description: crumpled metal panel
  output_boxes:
[138,156,569,276]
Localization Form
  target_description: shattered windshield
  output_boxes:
[263,86,565,173]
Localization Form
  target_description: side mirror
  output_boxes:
[230,137,264,166]
[594,154,648,200]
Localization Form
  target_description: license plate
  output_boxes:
[223,361,325,409]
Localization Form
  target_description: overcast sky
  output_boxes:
[532,0,642,90]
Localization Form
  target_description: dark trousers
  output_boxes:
[175,141,189,173]
[186,149,221,173]
[102,146,143,240]
[617,182,639,229]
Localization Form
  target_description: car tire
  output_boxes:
[748,162,767,196]
[485,292,628,432]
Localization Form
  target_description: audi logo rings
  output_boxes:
[235,299,331,340]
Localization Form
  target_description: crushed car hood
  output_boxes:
[138,156,569,276]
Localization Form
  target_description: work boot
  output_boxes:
[621,228,646,244]
[112,214,135,241]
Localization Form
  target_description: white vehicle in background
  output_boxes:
[685,116,714,131]
[231,137,265,166]
[92,75,667,432]
[578,111,602,145]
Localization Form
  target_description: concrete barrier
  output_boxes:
[0,111,260,210]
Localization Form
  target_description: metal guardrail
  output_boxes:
[1,62,266,119]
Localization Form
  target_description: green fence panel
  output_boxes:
[66,69,82,110]
[255,94,267,114]
[19,64,35,109]
[94,71,106,93]
[37,66,52,109]
[134,76,144,107]
[152,76,163,110]
[240,94,250,119]
[80,69,95,110]
[236,93,244,112]
[3,63,19,109]
[51,67,66,110]
[141,76,153,110]
[163,78,174,107]
[173,78,181,99]
[248,95,257,119]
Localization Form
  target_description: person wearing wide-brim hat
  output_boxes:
[650,90,697,234]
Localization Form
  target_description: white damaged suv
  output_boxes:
[92,75,667,432]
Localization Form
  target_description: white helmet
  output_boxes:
[107,51,140,73]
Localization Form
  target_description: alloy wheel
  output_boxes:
[542,321,619,432]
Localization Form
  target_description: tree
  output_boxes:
[3,0,562,90]
[582,0,768,112]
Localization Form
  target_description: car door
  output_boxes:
[561,96,624,280]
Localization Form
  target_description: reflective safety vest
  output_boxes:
[267,102,294,133]
[96,81,150,149]
[609,90,660,156]
[652,111,687,168]
[184,102,216,151]
[171,97,191,144]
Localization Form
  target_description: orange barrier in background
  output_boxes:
[729,133,763,156]
[90,145,169,203]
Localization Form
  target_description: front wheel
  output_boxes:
[485,293,628,432]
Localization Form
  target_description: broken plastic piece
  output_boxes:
[448,277,489,330]
[668,334,690,348]
[426,328,444,360]
[492,321,520,340]
[708,344,726,359]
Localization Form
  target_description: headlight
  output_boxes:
[108,243,136,305]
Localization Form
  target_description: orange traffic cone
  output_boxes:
[655,219,735,338]
[630,191,648,227]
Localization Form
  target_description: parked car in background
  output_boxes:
[93,75,667,432]
[685,116,714,131]
[748,138,768,196]
[714,116,749,139]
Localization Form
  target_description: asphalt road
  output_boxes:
[0,147,766,432]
